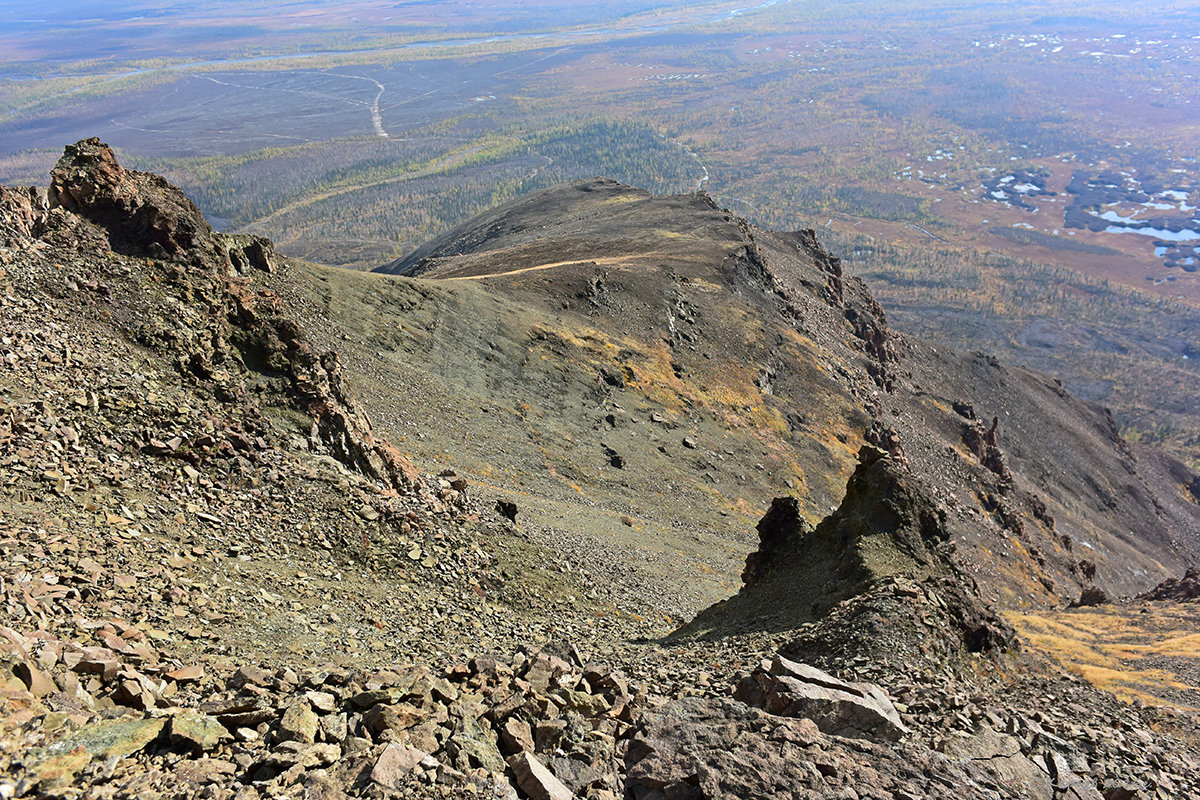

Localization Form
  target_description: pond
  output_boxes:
[1105,225,1200,242]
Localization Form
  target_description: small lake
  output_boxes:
[1105,225,1200,242]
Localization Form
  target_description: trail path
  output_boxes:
[438,254,637,281]
[242,144,487,232]
[323,72,389,137]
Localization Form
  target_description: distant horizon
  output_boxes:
[3,1,1189,66]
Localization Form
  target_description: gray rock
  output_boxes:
[278,701,319,744]
[264,742,342,770]
[448,713,505,773]
[304,690,338,714]
[230,665,272,689]
[941,730,1052,800]
[168,711,232,753]
[371,742,429,791]
[173,757,238,785]
[509,752,574,800]
[736,656,908,741]
[320,712,348,743]
[625,697,843,800]
[54,716,166,761]
[535,718,568,753]
[500,718,534,754]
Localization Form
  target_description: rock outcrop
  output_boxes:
[678,444,975,637]
[39,139,421,495]
[49,137,224,263]
[740,496,813,587]
[0,185,49,244]
[1139,567,1200,602]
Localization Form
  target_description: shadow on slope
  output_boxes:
[675,444,1011,655]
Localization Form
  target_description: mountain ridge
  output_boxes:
[367,175,1200,605]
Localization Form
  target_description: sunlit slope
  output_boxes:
[277,179,1200,613]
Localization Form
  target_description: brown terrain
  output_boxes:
[1,140,1199,799]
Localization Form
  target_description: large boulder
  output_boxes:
[734,656,907,741]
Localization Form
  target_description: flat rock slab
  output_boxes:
[509,751,574,800]
[169,710,231,753]
[27,716,166,789]
[372,742,428,790]
[54,716,166,761]
[736,655,908,741]
[940,730,1053,800]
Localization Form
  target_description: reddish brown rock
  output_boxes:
[49,137,222,262]
[371,742,428,790]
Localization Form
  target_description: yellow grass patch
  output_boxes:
[653,228,696,240]
[596,194,642,207]
[1008,606,1200,710]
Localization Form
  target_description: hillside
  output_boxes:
[372,177,1200,607]
[1,141,1199,799]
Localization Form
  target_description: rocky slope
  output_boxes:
[0,142,1198,800]
[372,177,1200,607]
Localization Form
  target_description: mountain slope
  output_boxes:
[367,177,1200,610]
[1,143,1199,800]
